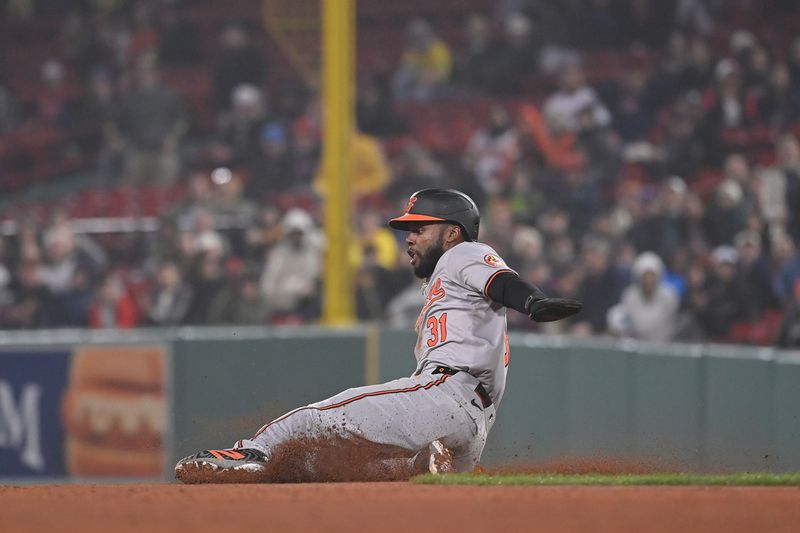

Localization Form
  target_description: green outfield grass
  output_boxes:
[412,472,800,486]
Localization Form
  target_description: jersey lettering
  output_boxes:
[426,313,448,347]
[416,278,446,331]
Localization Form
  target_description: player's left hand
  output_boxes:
[525,297,583,322]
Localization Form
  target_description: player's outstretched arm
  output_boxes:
[485,271,582,322]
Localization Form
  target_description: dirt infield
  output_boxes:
[2,482,800,533]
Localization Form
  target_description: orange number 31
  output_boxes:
[426,313,448,347]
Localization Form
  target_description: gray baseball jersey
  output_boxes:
[413,241,513,405]
[236,241,510,474]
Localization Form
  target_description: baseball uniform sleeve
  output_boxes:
[450,243,515,297]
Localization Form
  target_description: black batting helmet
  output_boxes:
[388,188,480,241]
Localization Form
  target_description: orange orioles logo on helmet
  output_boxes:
[484,254,506,267]
[404,196,418,213]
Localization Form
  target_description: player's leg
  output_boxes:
[239,370,479,459]
[443,402,496,472]
[176,368,487,482]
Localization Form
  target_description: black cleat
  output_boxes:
[174,448,269,484]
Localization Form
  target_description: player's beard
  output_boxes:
[413,233,446,279]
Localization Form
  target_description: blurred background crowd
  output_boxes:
[1,0,800,346]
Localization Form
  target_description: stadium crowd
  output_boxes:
[1,0,800,346]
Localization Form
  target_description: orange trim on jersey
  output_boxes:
[252,374,453,439]
[483,269,514,299]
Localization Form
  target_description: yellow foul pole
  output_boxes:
[321,0,355,325]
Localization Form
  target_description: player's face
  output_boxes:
[405,223,447,279]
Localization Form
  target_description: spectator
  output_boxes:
[83,68,123,178]
[208,267,271,325]
[39,225,98,296]
[37,58,79,126]
[290,113,322,187]
[506,164,547,223]
[141,260,192,326]
[647,30,691,107]
[46,266,93,327]
[392,19,452,102]
[757,135,800,240]
[552,164,603,238]
[247,121,295,198]
[574,237,626,334]
[127,0,160,62]
[771,231,800,304]
[350,131,392,199]
[740,43,772,93]
[158,7,203,66]
[548,234,578,273]
[658,94,707,179]
[114,56,186,185]
[260,209,322,318]
[188,208,228,259]
[356,73,406,137]
[0,69,19,134]
[722,153,758,213]
[703,245,748,336]
[776,279,800,347]
[384,277,425,328]
[385,143,446,204]
[619,0,673,49]
[734,229,780,318]
[627,177,691,260]
[508,225,545,270]
[464,104,519,195]
[753,62,800,128]
[789,36,800,88]
[607,251,680,341]
[244,204,283,262]
[480,196,517,254]
[785,146,800,246]
[612,69,655,142]
[184,251,225,325]
[490,12,540,96]
[701,58,750,162]
[352,209,399,271]
[675,257,712,341]
[313,131,391,201]
[210,169,258,255]
[543,64,611,135]
[88,272,139,329]
[216,84,270,166]
[0,237,11,310]
[684,36,715,91]
[212,22,267,112]
[355,245,395,321]
[1,260,50,329]
[453,13,499,93]
[211,170,253,223]
[145,215,183,269]
[572,0,621,49]
[675,0,717,36]
[170,171,215,225]
[703,179,748,247]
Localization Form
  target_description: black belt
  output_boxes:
[431,365,493,409]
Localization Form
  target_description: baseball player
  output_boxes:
[175,188,581,483]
